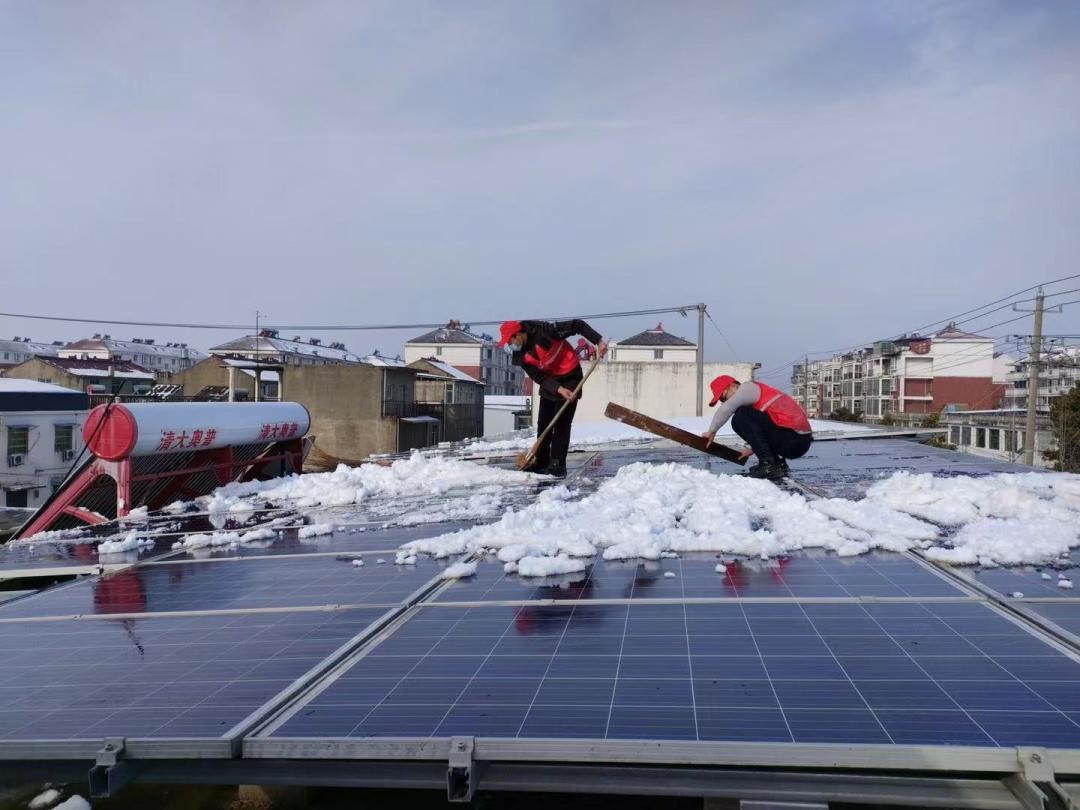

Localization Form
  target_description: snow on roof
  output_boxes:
[0,378,83,394]
[406,326,486,345]
[0,337,62,357]
[485,395,530,407]
[37,356,155,378]
[422,359,482,383]
[210,334,361,363]
[617,323,696,347]
[62,336,207,360]
[359,353,409,367]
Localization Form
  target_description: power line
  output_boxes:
[705,311,738,357]
[0,304,705,333]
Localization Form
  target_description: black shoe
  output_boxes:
[544,460,568,478]
[775,458,790,476]
[746,460,785,481]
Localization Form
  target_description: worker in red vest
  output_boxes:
[499,319,608,477]
[701,375,813,480]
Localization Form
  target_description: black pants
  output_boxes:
[731,406,812,464]
[535,394,578,468]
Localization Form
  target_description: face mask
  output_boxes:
[503,343,520,355]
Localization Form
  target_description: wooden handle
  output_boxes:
[522,356,602,467]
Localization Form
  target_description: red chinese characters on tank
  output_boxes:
[258,422,301,440]
[156,427,219,451]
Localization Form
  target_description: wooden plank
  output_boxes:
[603,403,747,466]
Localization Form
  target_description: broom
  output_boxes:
[517,355,603,471]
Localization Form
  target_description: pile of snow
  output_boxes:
[464,415,883,453]
[54,798,90,810]
[403,463,1080,571]
[403,463,926,566]
[97,532,155,555]
[170,453,536,528]
[118,506,149,524]
[441,561,478,579]
[867,472,1080,566]
[298,523,334,539]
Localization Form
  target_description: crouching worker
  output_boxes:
[701,375,813,480]
[499,319,608,477]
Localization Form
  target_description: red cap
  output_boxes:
[708,375,738,407]
[499,321,523,347]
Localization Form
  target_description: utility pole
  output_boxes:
[1023,292,1043,465]
[696,303,705,417]
[803,355,810,416]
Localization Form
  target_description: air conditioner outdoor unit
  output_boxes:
[7,453,25,467]
[61,449,75,461]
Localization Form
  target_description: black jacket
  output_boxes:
[511,319,602,401]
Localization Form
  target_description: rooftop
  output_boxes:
[406,320,489,345]
[413,357,484,382]
[617,322,696,347]
[1,433,1077,804]
[62,336,208,359]
[33,356,156,379]
[209,333,361,363]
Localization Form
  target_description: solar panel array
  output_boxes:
[0,436,1078,775]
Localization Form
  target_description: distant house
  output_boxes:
[59,334,206,377]
[483,395,532,437]
[408,358,485,443]
[4,356,156,397]
[610,323,697,363]
[404,320,525,395]
[0,378,89,509]
[210,330,362,367]
[0,337,64,373]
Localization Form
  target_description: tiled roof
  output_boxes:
[618,325,696,347]
[406,327,485,345]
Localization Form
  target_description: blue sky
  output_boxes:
[2,1,1078,381]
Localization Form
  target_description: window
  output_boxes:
[961,426,971,446]
[653,349,664,360]
[988,429,1000,450]
[975,428,986,448]
[436,347,443,356]
[950,426,961,445]
[7,427,29,458]
[54,425,73,453]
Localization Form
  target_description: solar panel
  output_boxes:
[969,562,1080,599]
[268,600,1080,747]
[0,608,385,740]
[436,550,965,603]
[1020,602,1080,638]
[0,555,457,619]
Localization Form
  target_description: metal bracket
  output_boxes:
[447,736,476,803]
[88,737,138,798]
[1004,747,1074,810]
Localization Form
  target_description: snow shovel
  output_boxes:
[517,355,602,471]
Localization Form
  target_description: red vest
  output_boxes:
[525,338,580,377]
[755,382,812,433]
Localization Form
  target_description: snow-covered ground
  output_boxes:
[402,462,1080,571]
[463,415,886,453]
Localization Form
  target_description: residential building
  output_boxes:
[172,357,461,460]
[941,409,1055,469]
[209,330,362,367]
[4,357,156,397]
[0,337,63,372]
[483,395,532,437]
[0,379,89,508]
[403,320,525,395]
[59,335,206,377]
[408,358,485,443]
[610,323,697,363]
[533,361,759,426]
[1002,345,1080,412]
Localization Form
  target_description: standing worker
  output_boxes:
[499,319,608,477]
[701,375,813,480]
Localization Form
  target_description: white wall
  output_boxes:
[531,361,758,424]
[403,344,481,367]
[483,407,518,437]
[0,409,86,508]
[926,339,995,378]
[611,345,697,363]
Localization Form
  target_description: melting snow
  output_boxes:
[28,789,61,809]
